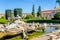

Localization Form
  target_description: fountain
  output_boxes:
[0,24,5,32]
[7,16,27,40]
[44,23,47,29]
[22,28,27,40]
[0,15,37,40]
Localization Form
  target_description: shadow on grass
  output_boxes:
[0,30,41,40]
[0,31,34,40]
[0,33,23,40]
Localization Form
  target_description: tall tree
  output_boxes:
[25,14,33,19]
[5,9,12,19]
[56,0,60,6]
[14,9,17,17]
[19,8,22,17]
[14,8,22,17]
[32,4,35,17]
[37,6,42,17]
[54,10,60,18]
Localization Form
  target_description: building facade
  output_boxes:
[42,10,52,18]
[21,6,60,18]
[41,6,60,18]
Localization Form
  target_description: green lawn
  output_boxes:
[6,36,22,40]
[28,30,43,39]
[5,30,43,40]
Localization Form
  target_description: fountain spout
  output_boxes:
[44,23,47,29]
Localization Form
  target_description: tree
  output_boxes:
[54,11,60,19]
[14,8,22,17]
[19,8,22,17]
[37,6,42,17]
[5,9,12,19]
[0,16,8,24]
[25,14,34,19]
[32,4,35,17]
[1,16,5,19]
[56,0,60,6]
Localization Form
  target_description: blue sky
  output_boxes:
[0,0,59,13]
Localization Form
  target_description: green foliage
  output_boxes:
[21,16,25,19]
[25,14,34,19]
[0,16,8,24]
[41,17,45,20]
[14,8,22,17]
[5,30,43,40]
[35,17,41,20]
[0,19,7,24]
[54,11,60,19]
[5,9,12,19]
[44,17,51,20]
[37,6,42,17]
[1,16,5,19]
[35,17,45,20]
[32,4,35,17]
[28,30,43,39]
[26,20,60,23]
[6,36,22,40]
[22,14,35,22]
[56,0,60,6]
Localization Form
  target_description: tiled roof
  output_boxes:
[42,10,52,14]
[0,13,4,15]
[54,6,60,10]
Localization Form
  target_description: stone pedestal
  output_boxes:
[49,35,56,40]
[50,36,53,40]
[59,32,60,35]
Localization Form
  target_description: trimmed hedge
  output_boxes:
[0,19,8,24]
[26,20,60,23]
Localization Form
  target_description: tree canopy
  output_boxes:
[32,4,35,17]
[37,6,42,17]
[25,14,34,19]
[56,0,60,6]
[5,9,12,19]
[54,11,60,19]
[14,8,22,17]
[0,16,8,24]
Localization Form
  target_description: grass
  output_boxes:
[28,30,43,39]
[0,32,6,38]
[6,36,22,40]
[0,30,44,40]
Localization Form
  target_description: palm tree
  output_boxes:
[56,0,60,6]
